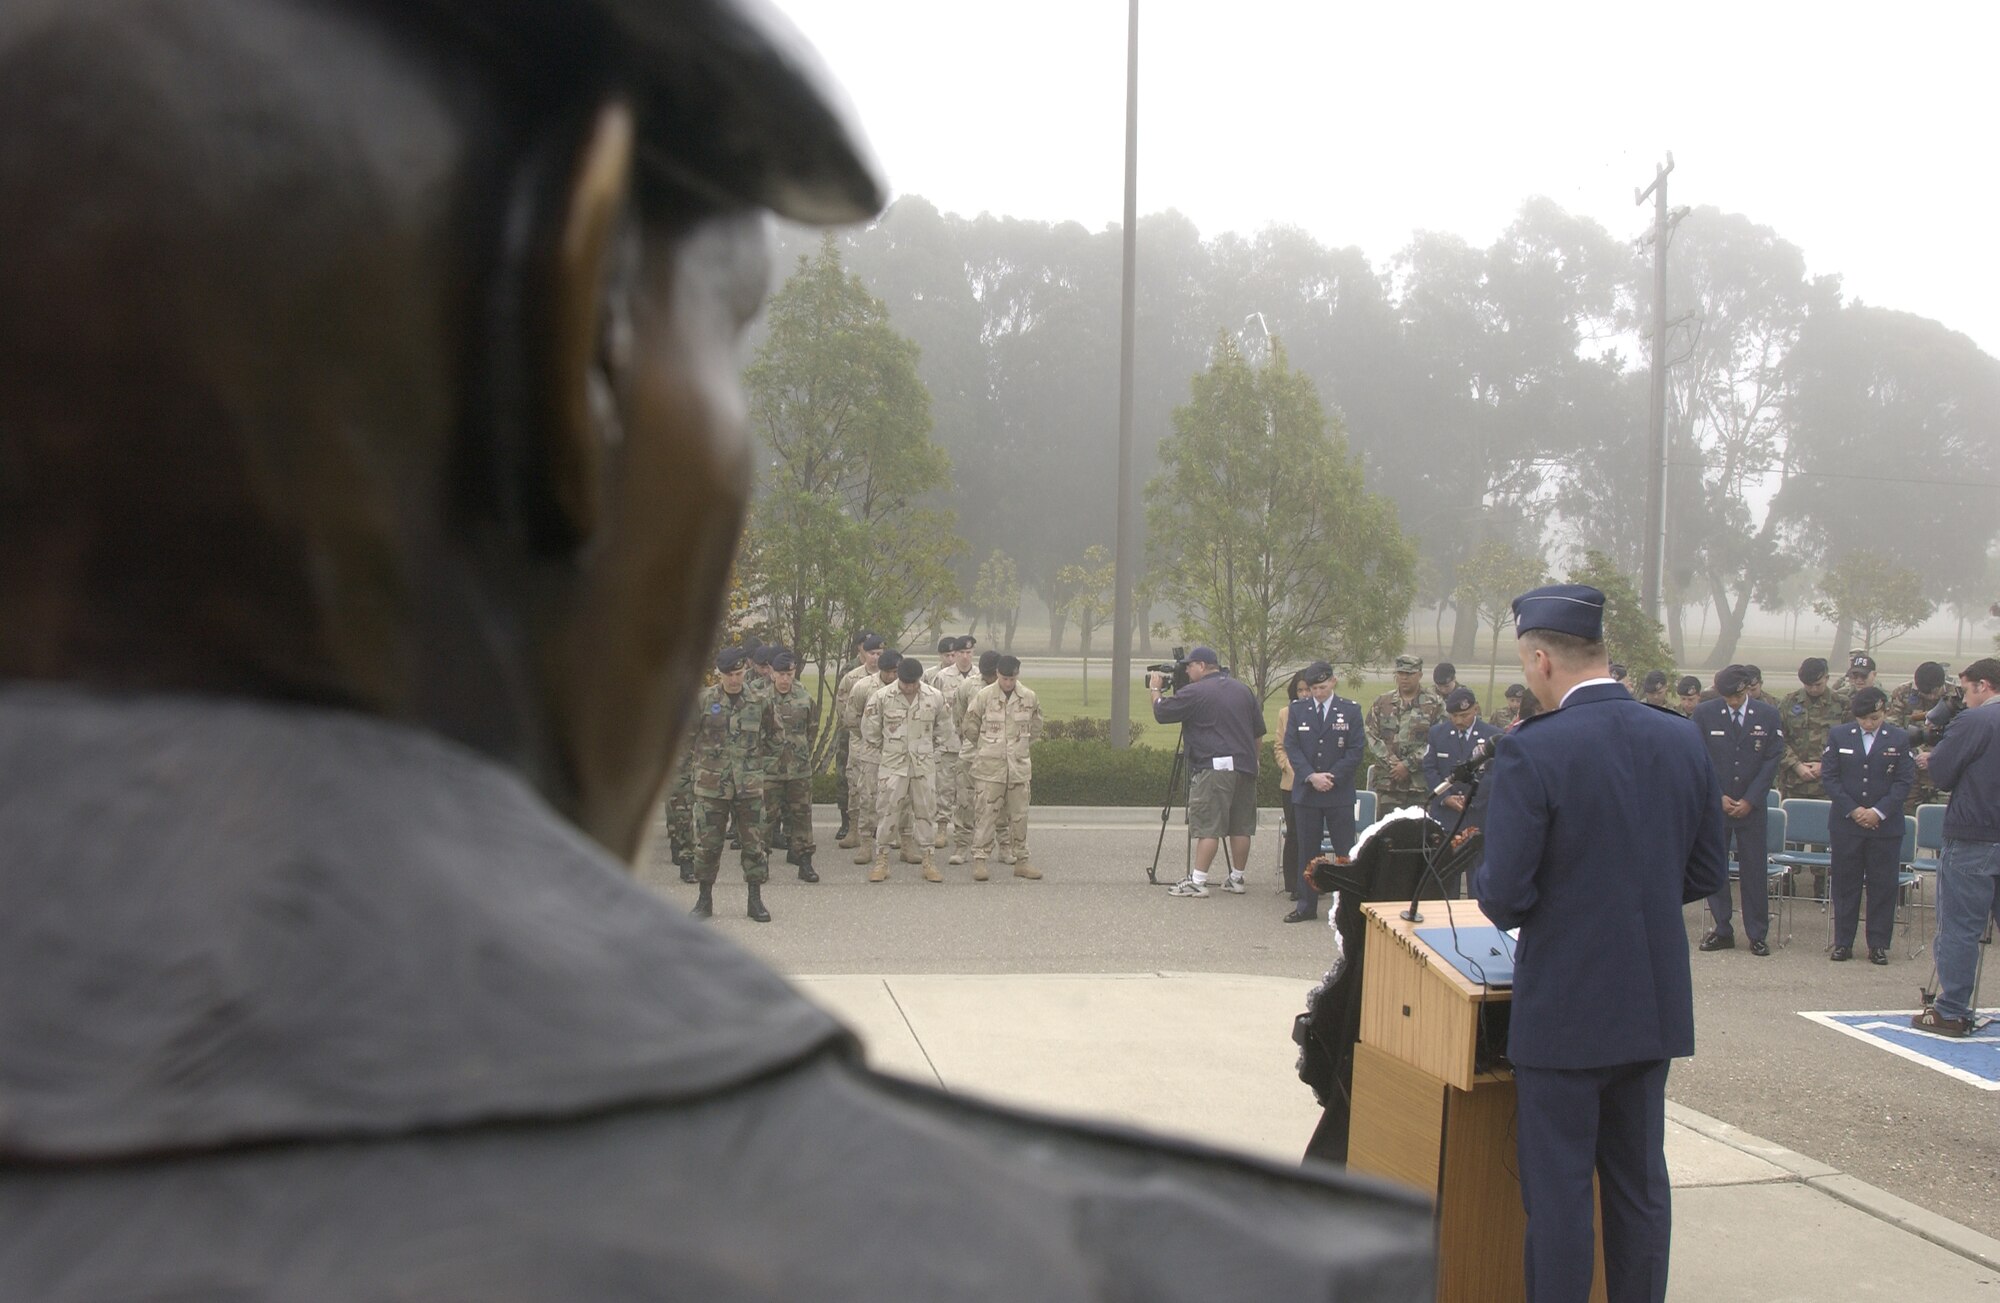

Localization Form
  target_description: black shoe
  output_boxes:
[1829,946,1852,962]
[1282,907,1314,924]
[747,884,771,923]
[1868,949,1889,966]
[1749,939,1770,957]
[797,852,819,884]
[834,818,851,842]
[677,857,696,885]
[1699,931,1735,952]
[690,883,713,919]
[785,850,798,865]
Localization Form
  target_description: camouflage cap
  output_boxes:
[1393,654,1423,674]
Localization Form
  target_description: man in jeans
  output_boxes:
[1912,657,2000,1036]
[1149,647,1267,898]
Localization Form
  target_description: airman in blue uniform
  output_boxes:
[1283,660,1364,924]
[1691,665,1785,955]
[1474,584,1727,1303]
[1820,686,1915,963]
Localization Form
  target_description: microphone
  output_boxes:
[1431,733,1503,796]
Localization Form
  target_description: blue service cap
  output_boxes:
[1302,660,1334,685]
[1444,687,1477,712]
[877,649,901,671]
[860,634,884,652]
[1512,584,1605,642]
[1185,646,1219,665]
[1714,665,1752,695]
[716,646,749,672]
[769,650,796,673]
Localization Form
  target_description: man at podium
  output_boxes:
[1473,586,1727,1303]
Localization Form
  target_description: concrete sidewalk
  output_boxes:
[795,972,2000,1300]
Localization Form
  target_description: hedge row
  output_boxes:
[810,739,1292,807]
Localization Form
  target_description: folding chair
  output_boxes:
[1903,804,1948,959]
[1771,799,1833,944]
[1354,789,1378,829]
[1892,820,1923,957]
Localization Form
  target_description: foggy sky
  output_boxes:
[782,0,1998,359]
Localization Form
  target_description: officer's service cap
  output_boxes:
[1303,660,1334,685]
[897,658,923,683]
[1186,647,1219,665]
[1444,687,1477,712]
[978,650,1001,676]
[1798,657,1829,684]
[1915,661,1946,691]
[1641,670,1669,693]
[1850,686,1889,717]
[1393,654,1423,674]
[410,0,884,225]
[1849,653,1876,673]
[1676,675,1702,696]
[1511,584,1605,642]
[716,646,749,671]
[1714,665,1751,695]
[1432,662,1455,686]
[860,634,884,652]
[877,649,900,671]
[769,650,796,672]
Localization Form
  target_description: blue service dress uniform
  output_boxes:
[1423,715,1501,832]
[1819,720,1915,954]
[1474,684,1727,1303]
[1689,696,1785,944]
[1284,693,1365,919]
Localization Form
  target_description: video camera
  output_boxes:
[1907,685,1966,747]
[1144,646,1229,694]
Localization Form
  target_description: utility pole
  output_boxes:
[1635,153,1674,623]
[1109,0,1140,748]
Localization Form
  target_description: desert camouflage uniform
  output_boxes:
[950,675,996,861]
[689,683,775,886]
[1368,688,1444,813]
[1778,686,1844,800]
[847,674,895,860]
[964,680,1043,873]
[762,683,819,857]
[831,661,870,831]
[1891,681,1952,814]
[865,682,955,868]
[931,662,968,838]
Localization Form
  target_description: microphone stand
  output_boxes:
[1401,764,1486,924]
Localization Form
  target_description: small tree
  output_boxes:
[1566,550,1676,688]
[1054,545,1115,705]
[971,549,1021,652]
[1146,334,1415,701]
[1811,552,1935,654]
[1454,541,1548,701]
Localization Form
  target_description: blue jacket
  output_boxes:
[1284,694,1364,810]
[1927,699,2000,843]
[1690,696,1784,815]
[1819,721,1914,845]
[1423,717,1500,828]
[1473,685,1727,1070]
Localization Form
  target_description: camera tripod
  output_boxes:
[1142,727,1246,886]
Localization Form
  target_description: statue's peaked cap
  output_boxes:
[418,0,885,223]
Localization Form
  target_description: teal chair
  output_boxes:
[1729,805,1793,945]
[1902,804,1949,958]
[1354,789,1378,829]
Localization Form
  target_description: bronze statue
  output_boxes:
[0,1,1430,1296]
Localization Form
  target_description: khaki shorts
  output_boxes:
[1187,768,1258,840]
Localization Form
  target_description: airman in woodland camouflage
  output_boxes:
[665,753,697,882]
[964,654,1044,881]
[1488,683,1526,729]
[834,634,883,848]
[1893,661,1954,814]
[1369,654,1444,812]
[763,649,821,883]
[864,656,955,882]
[1674,676,1704,717]
[1779,657,1844,800]
[949,649,1003,864]
[847,649,902,866]
[689,646,778,922]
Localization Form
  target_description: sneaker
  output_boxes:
[1222,874,1246,895]
[1166,877,1209,899]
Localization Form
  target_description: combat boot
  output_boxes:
[900,837,923,865]
[971,859,988,882]
[947,849,966,866]
[922,852,942,883]
[1013,860,1042,880]
[747,883,771,923]
[837,824,858,849]
[797,851,819,883]
[689,882,713,919]
[852,836,874,865]
[868,850,890,883]
[834,812,851,842]
[677,854,695,885]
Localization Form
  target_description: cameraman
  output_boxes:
[1912,657,2000,1036]
[1149,647,1266,898]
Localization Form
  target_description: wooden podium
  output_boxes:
[1345,901,1604,1303]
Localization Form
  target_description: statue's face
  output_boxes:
[551,211,773,860]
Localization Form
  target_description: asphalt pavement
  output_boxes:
[639,804,2000,1294]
